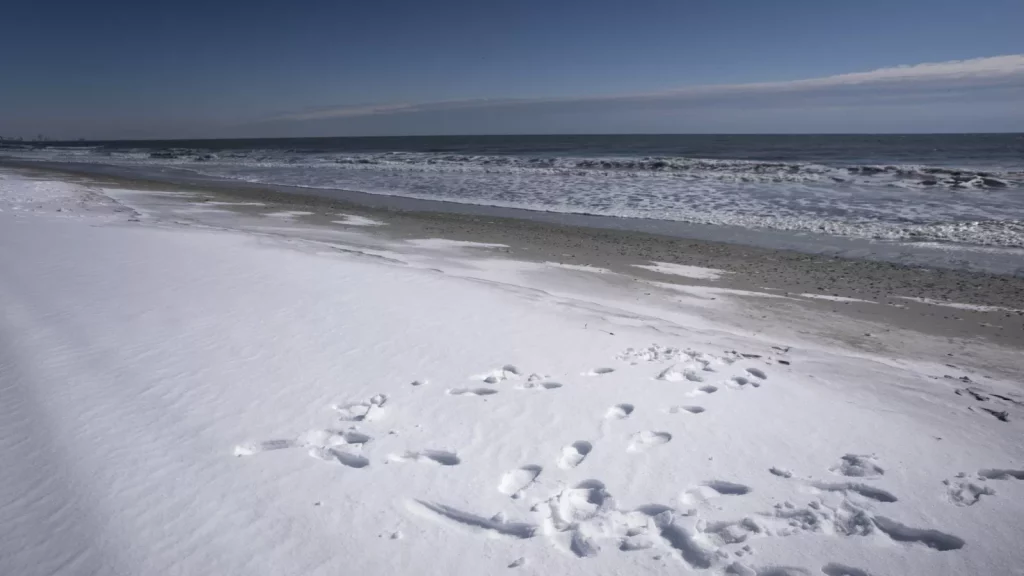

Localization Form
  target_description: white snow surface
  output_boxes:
[896,296,1024,314]
[544,261,613,274]
[634,262,729,280]
[205,201,267,206]
[263,210,314,218]
[798,294,878,304]
[2,170,1024,576]
[331,213,386,227]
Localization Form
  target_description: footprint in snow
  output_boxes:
[667,405,705,414]
[389,450,461,466]
[410,500,537,539]
[810,481,897,503]
[830,454,884,478]
[334,394,388,421]
[746,367,767,380]
[656,365,704,382]
[474,365,521,384]
[821,563,875,576]
[299,428,371,446]
[978,468,1024,480]
[871,516,964,551]
[627,431,671,453]
[234,428,370,456]
[447,387,499,396]
[731,376,760,388]
[308,447,370,468]
[582,367,615,376]
[341,431,371,445]
[680,480,752,506]
[687,385,718,397]
[516,381,562,391]
[704,480,751,495]
[729,564,810,576]
[558,441,593,469]
[944,478,994,507]
[605,403,634,419]
[498,465,543,499]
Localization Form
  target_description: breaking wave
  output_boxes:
[4,144,1024,248]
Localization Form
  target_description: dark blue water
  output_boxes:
[9,133,1024,168]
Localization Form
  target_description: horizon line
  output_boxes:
[8,130,1024,145]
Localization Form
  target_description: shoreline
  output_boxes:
[6,160,1024,350]
[6,158,1024,278]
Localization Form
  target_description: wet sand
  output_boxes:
[6,160,1024,352]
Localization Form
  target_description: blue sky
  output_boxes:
[2,0,1023,139]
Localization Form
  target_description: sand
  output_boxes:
[4,159,1023,354]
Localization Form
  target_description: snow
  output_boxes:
[896,296,1024,313]
[2,169,1023,576]
[331,214,385,227]
[263,210,314,218]
[545,261,613,274]
[648,281,796,301]
[407,238,509,250]
[0,172,128,220]
[799,294,878,304]
[634,261,729,280]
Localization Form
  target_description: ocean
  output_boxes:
[4,134,1023,250]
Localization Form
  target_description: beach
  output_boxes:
[7,160,1024,352]
[2,163,1023,576]
[4,135,1024,277]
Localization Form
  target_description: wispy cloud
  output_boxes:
[269,99,524,122]
[680,54,1024,93]
[274,103,419,121]
[264,54,1024,123]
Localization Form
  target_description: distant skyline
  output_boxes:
[3,0,1024,139]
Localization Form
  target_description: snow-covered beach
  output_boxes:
[2,167,1023,576]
